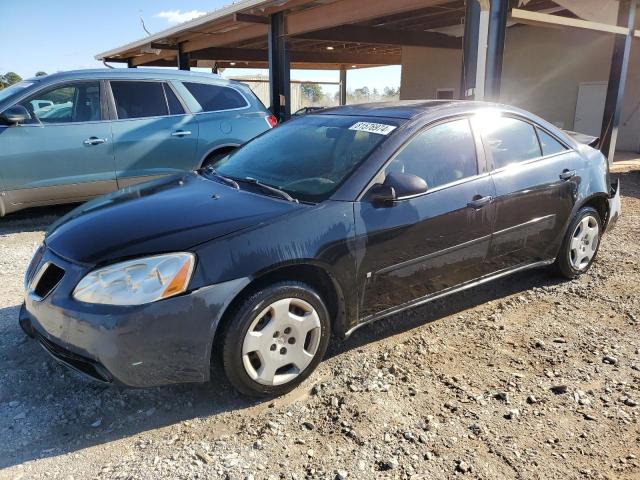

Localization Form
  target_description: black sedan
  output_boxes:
[20,101,621,397]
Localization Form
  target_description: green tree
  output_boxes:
[1,72,23,90]
[301,82,323,103]
[35,71,48,77]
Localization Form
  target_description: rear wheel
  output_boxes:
[555,206,602,279]
[220,281,331,397]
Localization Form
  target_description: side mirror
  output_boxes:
[0,105,30,126]
[383,171,428,198]
[367,184,397,206]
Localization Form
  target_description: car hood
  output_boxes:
[45,172,303,265]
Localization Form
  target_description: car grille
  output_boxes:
[30,262,65,299]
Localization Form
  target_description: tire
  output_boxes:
[201,149,235,170]
[220,281,331,397]
[555,206,602,279]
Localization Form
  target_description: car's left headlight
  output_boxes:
[73,253,195,306]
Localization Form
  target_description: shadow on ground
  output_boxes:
[0,263,564,469]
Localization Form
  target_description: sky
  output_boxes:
[0,0,401,91]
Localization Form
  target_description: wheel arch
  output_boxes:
[211,261,347,360]
[197,144,240,168]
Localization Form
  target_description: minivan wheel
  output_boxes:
[221,281,331,397]
[555,206,602,279]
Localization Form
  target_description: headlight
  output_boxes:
[73,253,195,306]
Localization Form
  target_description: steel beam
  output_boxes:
[177,44,190,70]
[485,0,508,101]
[600,0,637,163]
[461,0,481,99]
[268,12,291,121]
[339,67,347,105]
[296,25,461,49]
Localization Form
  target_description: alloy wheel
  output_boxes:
[569,215,599,271]
[242,298,322,386]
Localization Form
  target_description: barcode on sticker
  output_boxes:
[349,122,397,136]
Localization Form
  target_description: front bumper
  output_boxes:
[606,179,621,232]
[20,247,248,388]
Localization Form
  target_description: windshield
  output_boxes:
[0,81,36,105]
[215,114,401,202]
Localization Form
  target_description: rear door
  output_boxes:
[474,113,580,271]
[356,117,496,319]
[108,80,199,188]
[0,80,117,206]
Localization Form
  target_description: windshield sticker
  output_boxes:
[349,122,397,136]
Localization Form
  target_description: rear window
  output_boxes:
[183,82,248,112]
[536,127,567,156]
[111,81,168,119]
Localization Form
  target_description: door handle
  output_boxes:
[467,195,492,209]
[171,130,192,137]
[559,169,576,180]
[83,137,107,146]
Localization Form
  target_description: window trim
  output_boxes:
[7,80,105,127]
[181,81,251,114]
[107,79,187,121]
[162,82,189,116]
[357,115,486,202]
[475,112,573,174]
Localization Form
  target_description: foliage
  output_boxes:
[301,82,323,103]
[35,71,48,77]
[0,72,23,90]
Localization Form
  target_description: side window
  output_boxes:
[163,84,185,115]
[480,116,541,169]
[110,81,168,119]
[17,82,101,124]
[183,82,248,112]
[385,118,478,190]
[536,127,567,156]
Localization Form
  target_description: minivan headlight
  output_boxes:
[73,253,195,306]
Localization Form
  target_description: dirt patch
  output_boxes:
[1,169,638,480]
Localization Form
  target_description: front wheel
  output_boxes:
[221,281,331,397]
[555,206,602,279]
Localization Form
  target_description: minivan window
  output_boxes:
[111,81,168,119]
[385,118,478,189]
[17,82,101,124]
[536,127,567,156]
[480,116,542,169]
[183,82,248,112]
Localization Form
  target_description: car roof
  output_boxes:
[316,100,524,120]
[24,68,239,86]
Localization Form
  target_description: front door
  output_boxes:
[108,80,198,188]
[0,81,117,206]
[474,114,580,271]
[355,118,495,320]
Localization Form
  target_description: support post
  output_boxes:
[600,0,636,163]
[485,0,508,101]
[268,12,291,121]
[339,67,347,105]
[177,44,190,71]
[127,59,137,69]
[461,0,490,100]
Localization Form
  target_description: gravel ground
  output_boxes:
[1,165,639,480]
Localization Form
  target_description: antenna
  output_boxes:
[140,16,152,36]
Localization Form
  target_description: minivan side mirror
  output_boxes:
[0,105,30,126]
